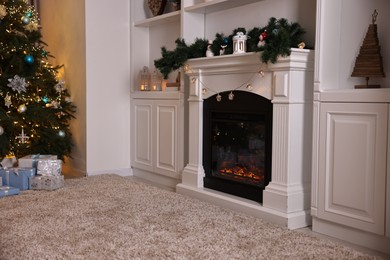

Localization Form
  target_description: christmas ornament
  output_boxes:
[54,80,65,92]
[4,94,12,107]
[0,126,4,136]
[0,5,7,19]
[25,11,33,18]
[21,16,30,24]
[216,93,222,102]
[18,104,27,113]
[7,75,28,93]
[202,88,207,95]
[24,22,38,32]
[246,84,253,91]
[206,40,214,57]
[16,128,29,143]
[58,130,65,137]
[41,96,49,103]
[257,30,267,47]
[228,92,235,100]
[24,54,34,64]
[298,42,305,49]
[42,50,48,57]
[51,100,60,108]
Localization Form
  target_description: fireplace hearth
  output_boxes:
[203,91,273,202]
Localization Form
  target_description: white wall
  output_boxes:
[85,0,131,176]
[205,0,316,48]
[40,0,131,177]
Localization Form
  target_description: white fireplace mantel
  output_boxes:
[176,49,315,229]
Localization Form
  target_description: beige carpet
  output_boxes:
[0,174,382,259]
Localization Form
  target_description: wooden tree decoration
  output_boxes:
[351,10,386,88]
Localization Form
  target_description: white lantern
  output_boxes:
[233,32,249,54]
[139,66,150,91]
[150,69,163,91]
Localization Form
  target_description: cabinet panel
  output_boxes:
[318,103,387,235]
[132,102,153,171]
[156,102,177,175]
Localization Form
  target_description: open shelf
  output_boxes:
[185,0,261,14]
[134,10,181,27]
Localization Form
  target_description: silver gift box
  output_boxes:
[37,159,62,176]
[18,154,58,168]
[29,175,64,190]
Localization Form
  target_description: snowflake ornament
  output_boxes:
[4,94,11,108]
[7,75,28,93]
[24,22,39,32]
[54,80,66,93]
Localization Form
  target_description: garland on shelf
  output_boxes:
[154,17,306,79]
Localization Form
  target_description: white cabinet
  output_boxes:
[311,90,390,254]
[317,102,387,235]
[131,92,184,186]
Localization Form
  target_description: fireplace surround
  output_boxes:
[176,49,314,229]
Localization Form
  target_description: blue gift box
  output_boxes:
[0,168,36,190]
[0,186,20,198]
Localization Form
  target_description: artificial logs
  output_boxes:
[0,0,76,160]
[154,17,306,79]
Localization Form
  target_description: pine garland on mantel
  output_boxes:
[154,17,306,79]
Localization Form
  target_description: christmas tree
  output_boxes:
[0,0,76,161]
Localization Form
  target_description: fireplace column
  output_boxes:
[262,61,314,225]
[181,74,204,188]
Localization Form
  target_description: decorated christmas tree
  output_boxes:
[0,0,76,160]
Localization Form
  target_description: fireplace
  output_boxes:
[203,91,273,202]
[177,50,314,229]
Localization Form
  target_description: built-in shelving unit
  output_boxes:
[184,0,261,14]
[134,10,180,27]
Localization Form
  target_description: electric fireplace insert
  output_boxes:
[203,91,272,202]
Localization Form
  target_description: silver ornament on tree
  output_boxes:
[7,75,28,93]
[0,125,4,136]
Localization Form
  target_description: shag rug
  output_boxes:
[0,174,382,259]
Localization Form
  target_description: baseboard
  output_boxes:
[312,217,390,255]
[87,167,133,177]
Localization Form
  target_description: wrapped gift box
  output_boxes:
[0,186,20,198]
[18,154,57,168]
[37,159,62,176]
[0,168,36,190]
[29,175,64,190]
[1,156,17,168]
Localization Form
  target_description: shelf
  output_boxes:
[185,0,262,14]
[131,90,182,100]
[134,11,181,27]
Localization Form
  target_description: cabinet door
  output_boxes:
[155,100,179,178]
[131,100,153,171]
[318,103,387,235]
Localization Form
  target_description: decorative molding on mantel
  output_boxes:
[178,48,315,229]
[185,48,314,76]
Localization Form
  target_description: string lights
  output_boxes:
[184,64,266,102]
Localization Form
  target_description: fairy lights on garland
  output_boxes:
[183,64,266,103]
[154,17,306,79]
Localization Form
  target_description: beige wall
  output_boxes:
[39,0,131,177]
[40,0,87,177]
